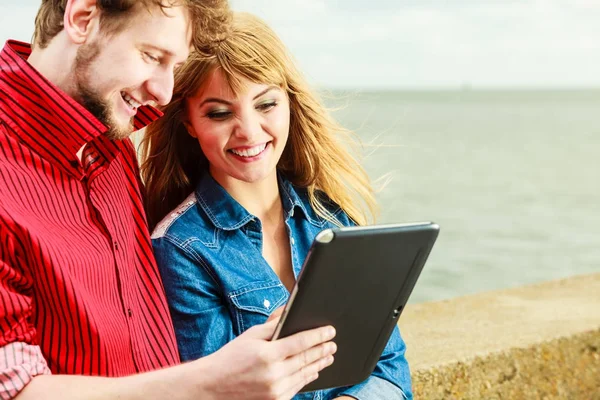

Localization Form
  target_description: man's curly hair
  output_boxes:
[32,0,231,52]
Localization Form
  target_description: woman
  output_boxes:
[141,12,412,400]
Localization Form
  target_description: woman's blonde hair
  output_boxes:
[140,12,378,230]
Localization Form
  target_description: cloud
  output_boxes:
[231,0,330,22]
[229,0,600,88]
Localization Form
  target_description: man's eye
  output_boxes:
[206,110,232,120]
[143,52,160,63]
[257,101,277,112]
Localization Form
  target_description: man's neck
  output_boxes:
[27,35,78,98]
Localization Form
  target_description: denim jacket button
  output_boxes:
[263,299,271,308]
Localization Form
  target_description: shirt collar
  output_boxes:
[195,171,321,231]
[0,40,162,175]
[278,174,321,224]
[195,172,254,230]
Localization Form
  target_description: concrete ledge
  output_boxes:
[400,273,600,399]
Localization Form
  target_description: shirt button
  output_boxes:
[113,241,119,250]
[70,160,79,168]
[290,238,295,245]
[127,308,133,317]
[263,299,271,309]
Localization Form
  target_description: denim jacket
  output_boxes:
[152,172,413,400]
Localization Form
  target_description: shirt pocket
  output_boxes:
[229,280,289,334]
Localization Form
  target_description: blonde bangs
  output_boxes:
[215,16,288,95]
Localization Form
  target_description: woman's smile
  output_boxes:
[229,142,270,160]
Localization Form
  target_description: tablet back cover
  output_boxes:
[276,223,439,392]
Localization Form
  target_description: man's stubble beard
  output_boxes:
[73,41,134,141]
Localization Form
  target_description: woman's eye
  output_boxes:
[206,110,232,120]
[256,101,277,112]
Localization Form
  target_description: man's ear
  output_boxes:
[63,0,101,45]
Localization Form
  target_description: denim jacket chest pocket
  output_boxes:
[228,280,289,334]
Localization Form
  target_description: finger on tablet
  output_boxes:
[267,306,285,322]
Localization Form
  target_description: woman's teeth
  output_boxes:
[231,143,267,157]
[122,93,141,109]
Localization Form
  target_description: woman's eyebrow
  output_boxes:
[253,86,278,100]
[199,98,232,107]
[199,86,279,107]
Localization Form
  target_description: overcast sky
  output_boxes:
[2,0,600,89]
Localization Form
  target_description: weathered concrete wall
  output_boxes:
[400,273,600,399]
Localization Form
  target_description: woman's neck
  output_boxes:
[213,171,283,225]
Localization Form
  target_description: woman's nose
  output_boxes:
[234,112,262,141]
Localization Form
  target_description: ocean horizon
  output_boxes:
[324,88,600,303]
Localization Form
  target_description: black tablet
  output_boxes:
[271,222,439,392]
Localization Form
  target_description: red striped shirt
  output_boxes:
[0,40,179,398]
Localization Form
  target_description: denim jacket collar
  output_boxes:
[194,171,322,231]
[278,175,321,225]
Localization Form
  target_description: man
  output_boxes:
[0,1,336,399]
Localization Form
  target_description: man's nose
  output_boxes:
[146,69,175,106]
